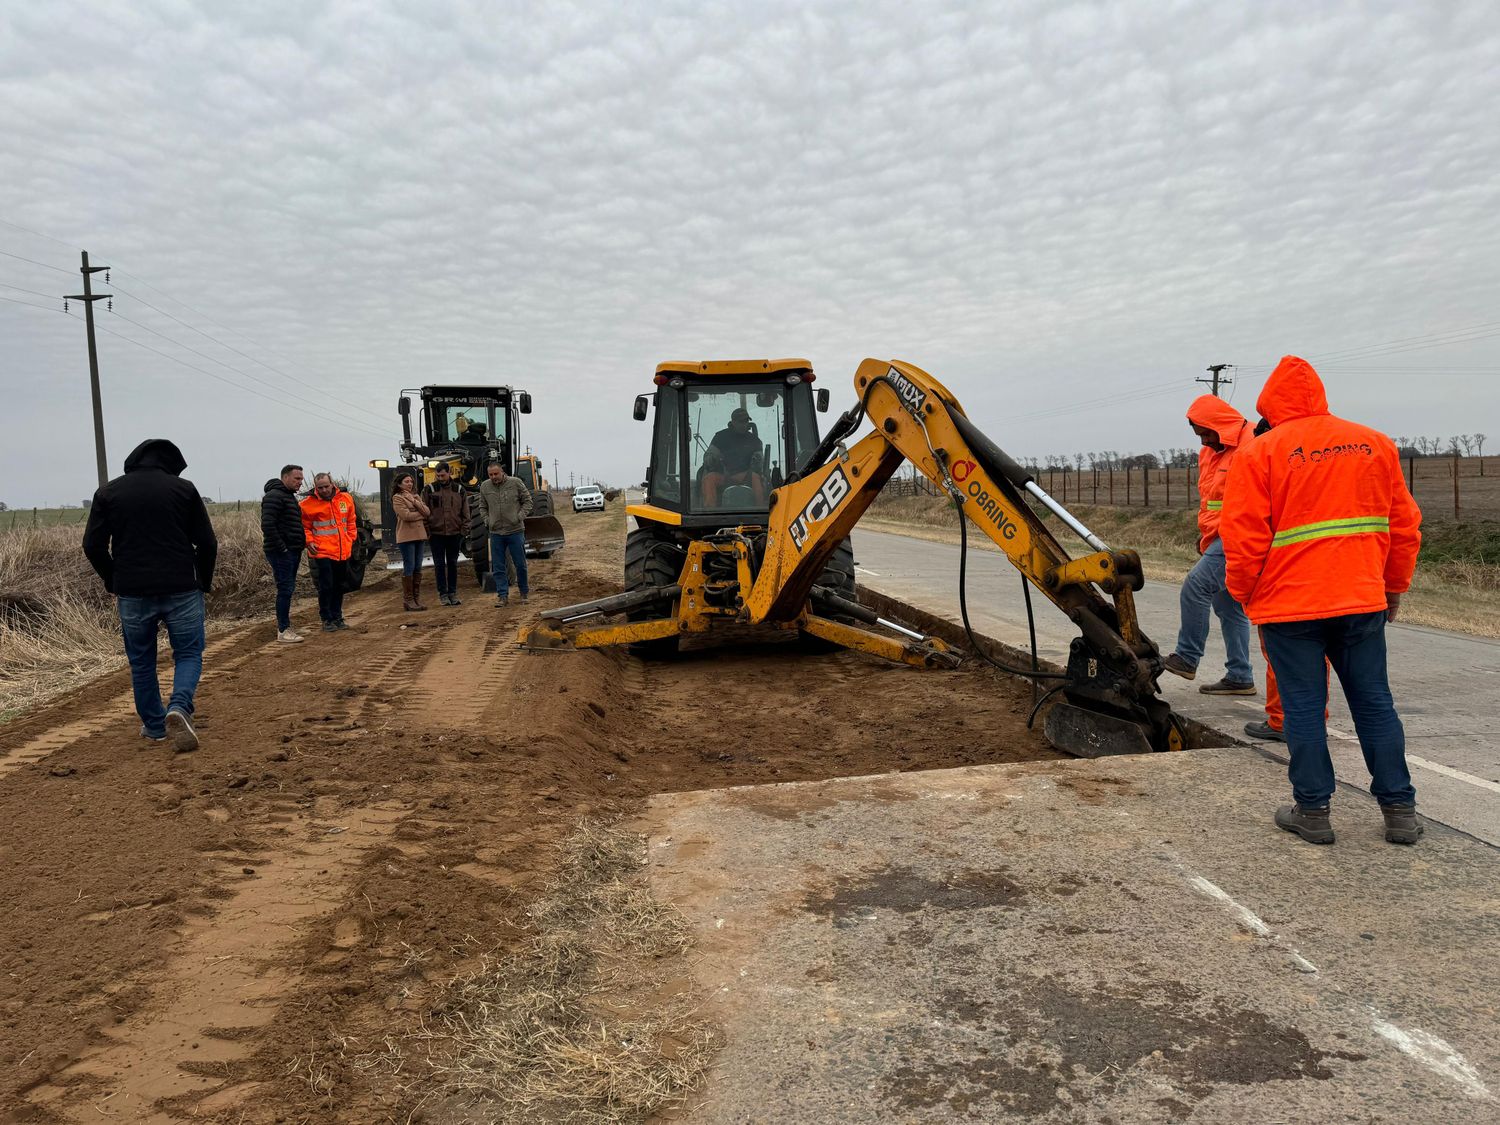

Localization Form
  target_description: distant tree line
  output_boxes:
[1019,433,1487,475]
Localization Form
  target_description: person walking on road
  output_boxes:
[478,461,531,607]
[1162,396,1257,696]
[83,438,217,753]
[1222,356,1423,846]
[262,464,307,643]
[392,472,430,611]
[422,463,469,606]
[300,473,358,632]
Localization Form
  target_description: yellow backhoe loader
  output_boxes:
[521,358,1185,758]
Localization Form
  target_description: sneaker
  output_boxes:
[1381,804,1424,845]
[1275,803,1334,844]
[519,592,529,605]
[322,621,339,633]
[1244,720,1286,743]
[278,629,304,644]
[140,725,166,742]
[449,593,462,606]
[1162,653,1197,680]
[334,618,349,630]
[165,708,199,754]
[1200,677,1256,696]
[497,595,508,607]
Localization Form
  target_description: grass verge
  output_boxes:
[865,493,1500,638]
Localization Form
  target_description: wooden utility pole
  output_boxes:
[65,251,112,489]
[1197,363,1233,397]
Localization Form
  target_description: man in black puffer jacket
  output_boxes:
[83,438,218,753]
[261,465,307,643]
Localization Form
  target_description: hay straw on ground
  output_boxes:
[411,820,719,1124]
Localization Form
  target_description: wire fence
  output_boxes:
[884,455,1500,522]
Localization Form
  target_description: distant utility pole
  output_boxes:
[1197,363,1233,397]
[65,250,112,488]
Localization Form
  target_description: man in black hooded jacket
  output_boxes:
[83,439,218,753]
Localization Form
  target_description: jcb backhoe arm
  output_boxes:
[743,358,1183,754]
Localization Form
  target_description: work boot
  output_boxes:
[1275,804,1334,845]
[165,708,199,754]
[412,571,428,610]
[1200,677,1256,696]
[496,593,509,607]
[278,628,304,644]
[402,576,420,612]
[1162,653,1197,680]
[334,618,349,630]
[322,620,339,633]
[1244,720,1286,743]
[1381,804,1424,845]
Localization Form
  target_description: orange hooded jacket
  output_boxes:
[1186,394,1253,553]
[300,489,359,562]
[1220,357,1421,624]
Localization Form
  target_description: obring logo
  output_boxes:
[887,368,927,414]
[789,467,851,550]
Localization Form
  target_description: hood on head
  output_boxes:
[1185,395,1250,447]
[124,438,187,475]
[1256,356,1330,427]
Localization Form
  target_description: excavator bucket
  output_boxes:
[524,514,566,558]
[1043,699,1186,758]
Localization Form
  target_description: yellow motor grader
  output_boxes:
[521,358,1185,758]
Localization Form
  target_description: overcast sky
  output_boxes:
[2,0,1497,508]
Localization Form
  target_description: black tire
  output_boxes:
[800,537,857,653]
[624,526,682,657]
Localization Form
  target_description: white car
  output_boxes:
[573,485,606,513]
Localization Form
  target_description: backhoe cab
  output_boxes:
[523,358,1186,759]
[368,386,565,583]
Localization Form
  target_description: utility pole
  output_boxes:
[65,251,112,488]
[553,458,560,488]
[1197,363,1233,397]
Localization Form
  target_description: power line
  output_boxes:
[0,280,65,302]
[0,218,80,249]
[0,292,73,315]
[0,247,73,275]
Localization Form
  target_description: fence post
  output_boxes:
[1126,468,1131,506]
[1142,464,1150,507]
[1407,456,1414,494]
[1165,467,1171,507]
[1093,467,1098,504]
[1453,450,1460,520]
[1109,468,1115,505]
[33,507,37,527]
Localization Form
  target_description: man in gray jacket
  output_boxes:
[478,461,532,606]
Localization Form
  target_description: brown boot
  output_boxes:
[1275,803,1335,845]
[411,570,428,611]
[402,575,420,612]
[1382,804,1423,845]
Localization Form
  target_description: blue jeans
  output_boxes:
[490,531,528,597]
[1175,540,1253,683]
[1261,611,1414,809]
[265,549,301,631]
[118,591,205,737]
[398,539,425,576]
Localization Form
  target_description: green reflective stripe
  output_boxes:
[1271,516,1390,548]
[1205,500,1223,511]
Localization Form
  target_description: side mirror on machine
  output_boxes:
[633,395,649,422]
[816,388,830,413]
[398,395,412,442]
[518,392,533,414]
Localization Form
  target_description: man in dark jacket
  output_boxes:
[261,465,306,643]
[422,463,470,606]
[83,438,217,753]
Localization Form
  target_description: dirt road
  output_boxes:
[0,504,1057,1123]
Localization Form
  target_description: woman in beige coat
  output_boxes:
[391,473,431,611]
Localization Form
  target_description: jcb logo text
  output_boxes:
[789,468,851,550]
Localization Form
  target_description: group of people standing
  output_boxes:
[387,460,535,611]
[1165,356,1423,845]
[260,465,361,642]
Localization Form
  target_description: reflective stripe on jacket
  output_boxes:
[1186,394,1252,553]
[300,490,359,561]
[1220,356,1421,625]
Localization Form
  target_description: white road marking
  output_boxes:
[1234,700,1261,712]
[1370,1010,1493,1100]
[854,565,882,577]
[1184,873,1318,974]
[1407,755,1500,795]
[1328,727,1358,742]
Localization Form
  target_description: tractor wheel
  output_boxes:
[800,537,857,653]
[624,526,682,658]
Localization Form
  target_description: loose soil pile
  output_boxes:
[0,503,1056,1123]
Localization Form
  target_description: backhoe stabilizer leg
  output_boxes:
[799,614,961,669]
[517,616,681,651]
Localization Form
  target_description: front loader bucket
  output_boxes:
[525,514,566,557]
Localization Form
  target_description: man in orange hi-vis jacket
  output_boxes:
[300,472,360,632]
[1161,395,1256,695]
[1221,357,1422,846]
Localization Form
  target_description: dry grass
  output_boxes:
[0,512,314,719]
[864,492,1500,638]
[408,820,718,1124]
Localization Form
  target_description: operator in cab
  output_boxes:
[458,421,489,447]
[702,407,767,507]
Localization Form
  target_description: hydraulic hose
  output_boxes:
[956,500,1069,682]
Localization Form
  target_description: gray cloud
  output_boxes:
[1,0,1497,506]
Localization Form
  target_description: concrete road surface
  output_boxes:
[852,527,1500,846]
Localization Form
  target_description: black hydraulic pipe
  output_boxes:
[944,403,1034,489]
[542,584,680,623]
